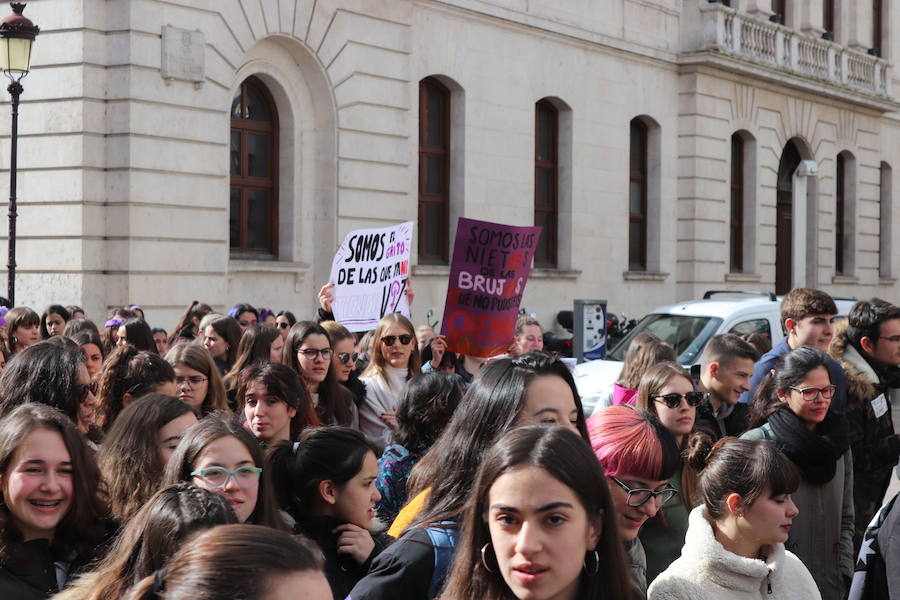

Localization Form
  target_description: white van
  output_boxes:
[574,291,856,414]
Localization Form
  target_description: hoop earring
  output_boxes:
[480,543,496,573]
[583,549,600,575]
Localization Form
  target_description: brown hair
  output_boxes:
[4,306,40,353]
[0,404,107,562]
[634,362,707,508]
[748,346,832,429]
[68,483,236,600]
[439,427,632,600]
[780,288,837,323]
[95,345,176,432]
[319,320,354,344]
[360,313,421,380]
[700,333,759,370]
[690,437,799,519]
[616,332,677,389]
[160,414,289,531]
[223,325,281,391]
[284,321,355,426]
[205,316,241,367]
[97,395,197,521]
[236,363,318,440]
[124,524,323,600]
[164,343,229,415]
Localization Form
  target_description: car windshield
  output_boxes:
[607,314,724,365]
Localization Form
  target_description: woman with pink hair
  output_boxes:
[588,404,681,599]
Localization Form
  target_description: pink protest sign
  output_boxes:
[440,218,542,358]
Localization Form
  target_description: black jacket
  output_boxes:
[695,396,749,440]
[347,527,436,600]
[293,515,391,600]
[0,539,71,600]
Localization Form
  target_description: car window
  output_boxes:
[729,318,771,339]
[607,314,723,364]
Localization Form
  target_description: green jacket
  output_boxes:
[639,466,691,585]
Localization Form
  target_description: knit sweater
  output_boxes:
[359,366,408,453]
[648,506,822,600]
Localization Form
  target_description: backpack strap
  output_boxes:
[425,522,459,599]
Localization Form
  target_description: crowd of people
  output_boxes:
[0,286,897,600]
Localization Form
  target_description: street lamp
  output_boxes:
[0,2,38,306]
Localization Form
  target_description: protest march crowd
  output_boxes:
[0,281,898,600]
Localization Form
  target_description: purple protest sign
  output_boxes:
[440,218,542,358]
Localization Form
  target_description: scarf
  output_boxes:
[767,406,849,484]
[847,329,900,390]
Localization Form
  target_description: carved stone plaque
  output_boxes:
[161,25,205,83]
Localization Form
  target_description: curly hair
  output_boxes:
[393,372,464,452]
[95,345,176,432]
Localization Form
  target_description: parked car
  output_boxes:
[574,291,855,415]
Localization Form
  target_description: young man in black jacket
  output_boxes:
[697,333,758,439]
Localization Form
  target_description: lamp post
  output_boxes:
[0,2,37,306]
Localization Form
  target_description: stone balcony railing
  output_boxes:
[697,3,891,98]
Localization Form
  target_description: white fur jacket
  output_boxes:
[648,506,822,600]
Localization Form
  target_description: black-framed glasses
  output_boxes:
[191,466,262,489]
[789,385,836,402]
[382,334,413,347]
[278,322,291,329]
[337,352,359,365]
[878,334,900,344]
[298,348,333,360]
[176,376,208,388]
[76,381,99,402]
[609,476,678,507]
[652,391,704,409]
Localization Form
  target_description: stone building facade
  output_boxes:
[3,0,898,328]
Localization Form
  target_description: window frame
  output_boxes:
[873,0,883,57]
[629,119,649,271]
[771,0,787,25]
[835,153,845,275]
[823,0,835,36]
[230,76,279,257]
[730,134,745,273]
[534,99,559,268]
[417,77,451,265]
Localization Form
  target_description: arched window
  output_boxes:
[535,99,558,267]
[418,77,451,264]
[629,119,648,271]
[730,134,745,272]
[230,76,278,257]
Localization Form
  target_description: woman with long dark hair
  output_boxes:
[116,319,157,354]
[40,305,71,339]
[222,325,284,393]
[440,426,633,600]
[123,524,329,600]
[96,395,198,522]
[649,438,821,599]
[52,483,236,600]
[349,352,587,600]
[741,346,853,600]
[285,321,356,428]
[202,316,241,374]
[0,404,107,599]
[238,362,318,444]
[161,414,288,530]
[268,427,391,599]
[94,346,176,433]
[5,306,41,354]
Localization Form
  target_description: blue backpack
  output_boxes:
[424,522,459,599]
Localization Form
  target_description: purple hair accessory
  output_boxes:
[104,318,124,328]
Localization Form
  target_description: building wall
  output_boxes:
[0,0,895,331]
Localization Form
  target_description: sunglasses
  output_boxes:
[382,334,413,347]
[278,322,291,329]
[337,352,359,365]
[76,381,99,402]
[652,391,704,409]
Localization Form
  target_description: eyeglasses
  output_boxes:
[651,391,704,409]
[298,348,333,360]
[76,381,99,402]
[278,322,291,330]
[382,334,413,347]
[191,466,262,489]
[789,385,836,402]
[176,376,208,388]
[879,335,900,344]
[609,476,678,508]
[337,352,359,365]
